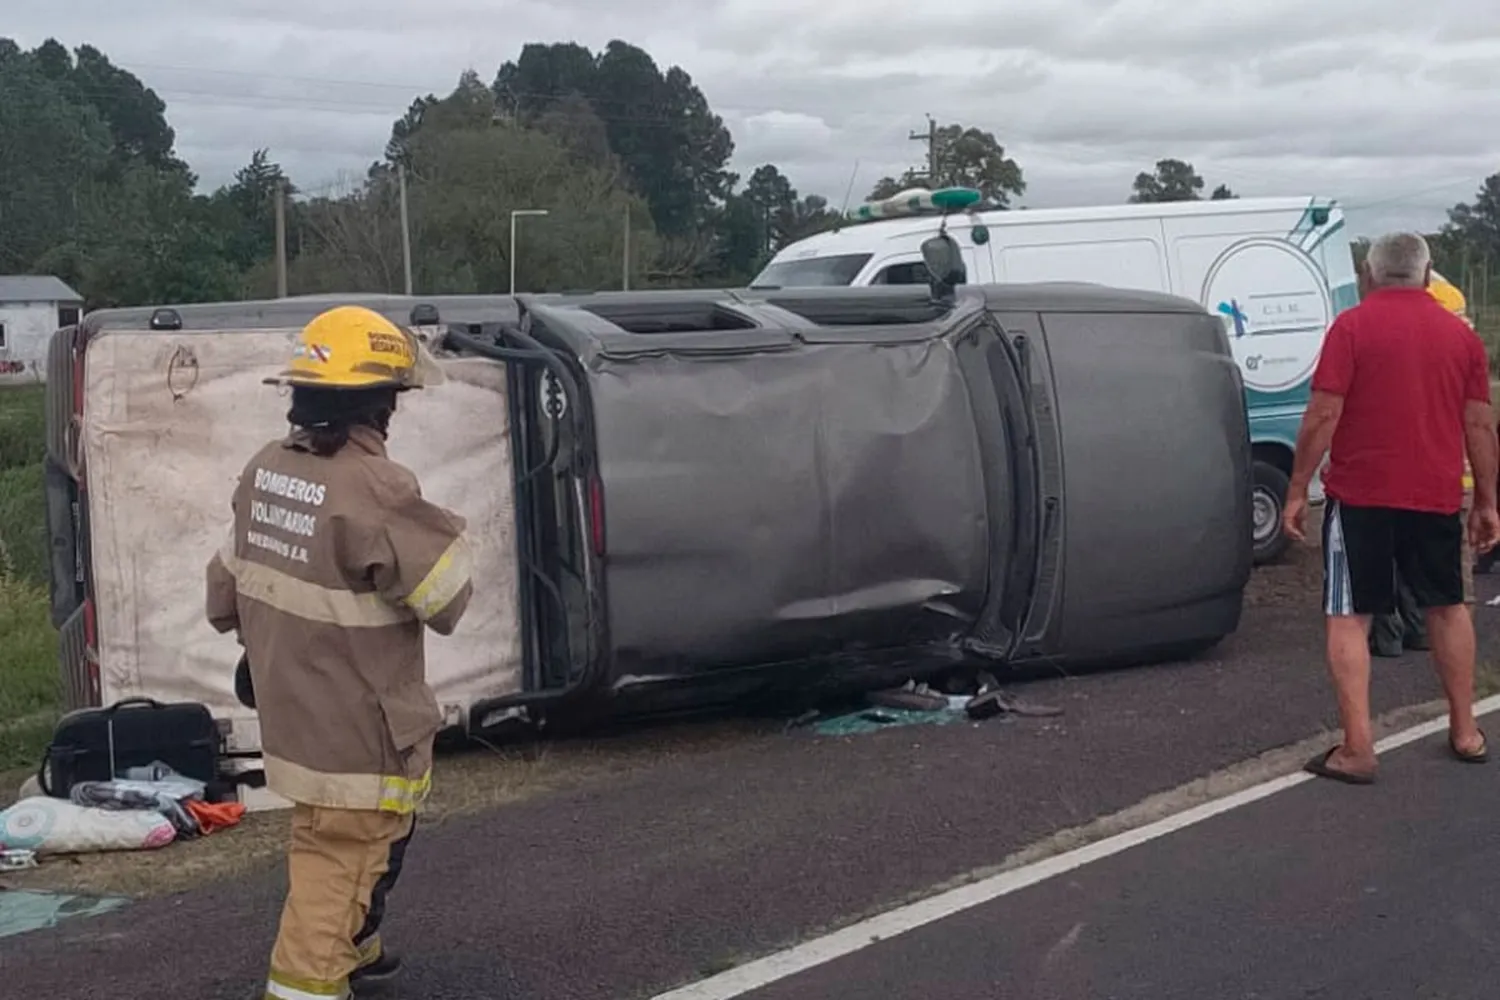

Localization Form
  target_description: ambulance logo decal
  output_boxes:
[1201,237,1333,395]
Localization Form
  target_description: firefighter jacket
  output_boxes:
[205,424,473,814]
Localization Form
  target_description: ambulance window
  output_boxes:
[872,261,932,285]
[752,253,872,288]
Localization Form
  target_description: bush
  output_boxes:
[0,385,48,585]
[0,385,56,771]
[0,462,48,585]
[0,385,46,472]
[0,574,57,771]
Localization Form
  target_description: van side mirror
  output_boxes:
[921,233,966,303]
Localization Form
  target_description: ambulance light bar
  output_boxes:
[845,186,982,222]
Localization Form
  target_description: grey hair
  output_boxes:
[1366,232,1432,288]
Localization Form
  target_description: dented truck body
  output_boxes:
[44,283,1250,745]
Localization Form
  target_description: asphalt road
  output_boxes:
[734,724,1500,1000]
[4,558,1499,1000]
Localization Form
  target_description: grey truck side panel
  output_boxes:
[1039,306,1252,659]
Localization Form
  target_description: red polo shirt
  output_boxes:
[1312,286,1490,513]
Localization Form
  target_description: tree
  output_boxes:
[0,45,113,275]
[1130,159,1205,203]
[386,95,440,165]
[208,150,292,273]
[0,37,205,305]
[69,44,185,174]
[493,40,735,239]
[1,35,845,303]
[738,167,841,256]
[305,74,659,296]
[533,93,617,173]
[868,123,1026,208]
[1129,160,1238,203]
[290,174,407,296]
[788,195,839,240]
[712,194,769,283]
[70,164,240,307]
[407,124,656,293]
[741,165,798,255]
[1446,174,1500,264]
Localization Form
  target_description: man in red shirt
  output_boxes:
[1283,231,1500,784]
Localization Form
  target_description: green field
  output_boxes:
[0,385,58,772]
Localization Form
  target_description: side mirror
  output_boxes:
[921,233,967,303]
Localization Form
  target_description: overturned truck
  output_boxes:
[42,281,1252,754]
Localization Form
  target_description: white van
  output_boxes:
[753,195,1360,564]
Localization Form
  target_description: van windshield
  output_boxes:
[751,253,872,288]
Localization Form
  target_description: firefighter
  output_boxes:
[205,304,473,999]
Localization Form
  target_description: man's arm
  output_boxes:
[1465,399,1498,509]
[1288,390,1345,499]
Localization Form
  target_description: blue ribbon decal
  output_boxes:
[1217,299,1248,337]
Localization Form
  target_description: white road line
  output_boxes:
[652,693,1500,1000]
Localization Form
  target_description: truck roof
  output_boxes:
[772,195,1338,260]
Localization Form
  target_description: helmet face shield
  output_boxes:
[406,334,447,388]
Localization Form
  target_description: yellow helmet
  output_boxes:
[265,305,443,390]
[1428,270,1470,323]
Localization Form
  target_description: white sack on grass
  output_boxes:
[0,797,176,855]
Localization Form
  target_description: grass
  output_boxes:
[0,384,58,774]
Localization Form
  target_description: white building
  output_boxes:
[0,276,83,385]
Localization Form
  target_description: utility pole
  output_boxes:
[398,163,413,295]
[273,179,287,298]
[908,114,938,186]
[622,204,631,290]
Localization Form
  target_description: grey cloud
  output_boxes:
[1423,55,1500,91]
[6,0,1498,239]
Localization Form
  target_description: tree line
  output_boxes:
[2,37,1499,310]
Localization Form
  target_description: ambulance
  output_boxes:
[753,190,1362,564]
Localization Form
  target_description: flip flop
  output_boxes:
[1450,728,1489,764]
[1304,747,1376,785]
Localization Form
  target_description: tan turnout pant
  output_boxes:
[1463,487,1475,605]
[263,804,415,1000]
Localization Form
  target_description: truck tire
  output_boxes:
[1252,460,1292,565]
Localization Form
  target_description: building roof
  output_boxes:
[0,275,83,303]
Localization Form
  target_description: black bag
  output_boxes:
[38,697,220,798]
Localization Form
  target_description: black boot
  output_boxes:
[351,952,403,994]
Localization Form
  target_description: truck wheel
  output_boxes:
[1252,460,1292,565]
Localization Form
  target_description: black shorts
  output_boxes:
[1322,499,1464,616]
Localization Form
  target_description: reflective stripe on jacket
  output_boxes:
[205,425,473,812]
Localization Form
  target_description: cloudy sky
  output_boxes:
[11,0,1500,237]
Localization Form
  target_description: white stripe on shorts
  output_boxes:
[1322,499,1356,617]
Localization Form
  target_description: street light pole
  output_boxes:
[509,208,549,294]
[398,163,413,295]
